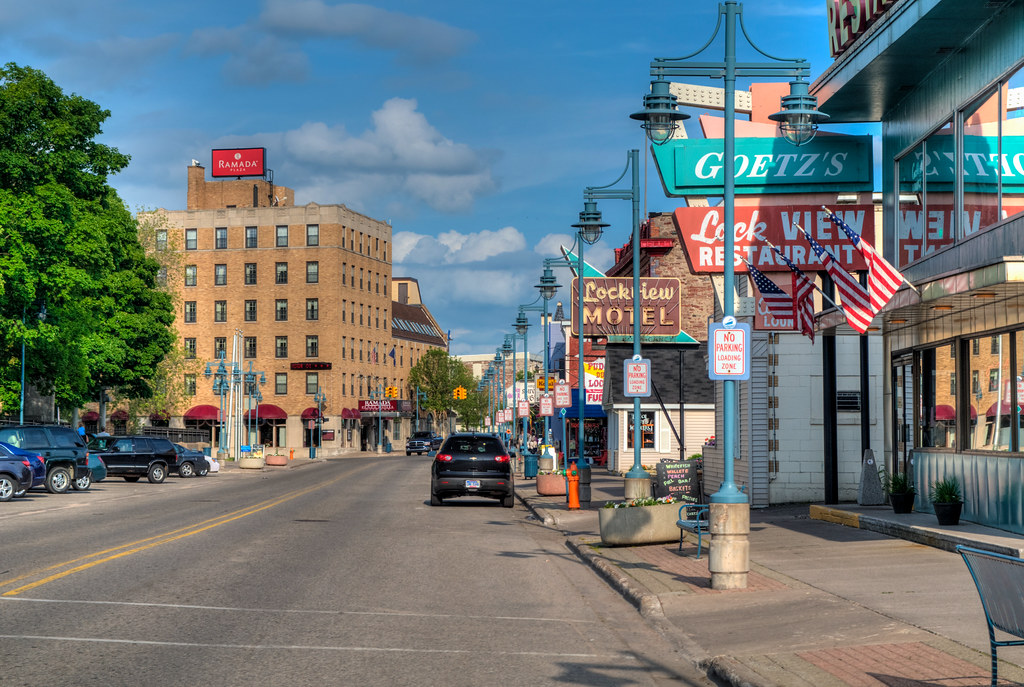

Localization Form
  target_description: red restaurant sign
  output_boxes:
[359,399,399,413]
[211,147,266,178]
[674,205,874,273]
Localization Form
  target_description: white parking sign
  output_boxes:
[708,321,750,380]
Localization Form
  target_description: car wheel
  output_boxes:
[124,475,141,482]
[0,475,16,501]
[73,472,92,491]
[45,467,71,494]
[198,465,209,477]
[502,493,514,508]
[148,464,167,484]
[14,487,26,497]
[178,461,195,478]
[430,491,444,506]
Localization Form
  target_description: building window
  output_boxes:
[244,263,257,285]
[244,336,256,358]
[276,225,288,247]
[214,337,227,357]
[185,228,197,250]
[342,300,346,323]
[185,374,196,396]
[185,265,197,287]
[967,335,1009,450]
[184,301,196,323]
[156,229,168,251]
[276,336,288,358]
[306,224,319,246]
[989,369,1000,392]
[306,298,319,321]
[245,226,258,248]
[626,411,656,449]
[992,336,1001,355]
[342,336,346,358]
[184,338,196,359]
[360,268,364,289]
[359,304,364,326]
[359,339,363,361]
[244,300,257,322]
[306,372,319,394]
[215,227,227,249]
[276,299,288,321]
[973,339,981,355]
[950,372,956,398]
[342,263,347,286]
[275,262,288,284]
[306,261,318,283]
[157,267,167,286]
[214,300,227,322]
[306,335,319,358]
[275,373,287,395]
[215,264,227,286]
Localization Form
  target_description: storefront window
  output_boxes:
[963,88,1001,239]
[1002,67,1024,226]
[969,333,1011,450]
[626,411,655,449]
[919,343,956,448]
[897,122,953,267]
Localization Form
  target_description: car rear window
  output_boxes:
[444,437,505,455]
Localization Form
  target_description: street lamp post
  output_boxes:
[313,386,327,458]
[514,310,530,457]
[571,204,607,471]
[241,361,265,449]
[535,265,561,446]
[19,304,47,425]
[630,0,827,589]
[204,353,229,459]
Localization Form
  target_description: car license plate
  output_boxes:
[466,480,481,489]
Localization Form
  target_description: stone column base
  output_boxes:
[624,476,652,500]
[709,502,750,590]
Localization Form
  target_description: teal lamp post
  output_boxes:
[535,265,561,446]
[571,203,607,468]
[514,310,531,457]
[502,336,514,445]
[630,0,827,589]
[313,386,327,458]
[204,353,229,458]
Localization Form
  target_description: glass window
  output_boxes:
[276,336,288,358]
[626,411,655,449]
[360,268,364,289]
[245,226,258,248]
[306,298,319,321]
[275,373,287,395]
[342,263,347,286]
[214,337,227,357]
[244,263,257,285]
[969,334,1011,450]
[244,300,257,322]
[157,267,167,287]
[276,225,288,247]
[215,264,227,286]
[306,372,319,394]
[897,122,954,268]
[215,227,227,249]
[184,338,196,359]
[342,336,347,358]
[306,261,318,283]
[963,88,1001,241]
[185,374,196,396]
[185,265,197,287]
[919,344,957,449]
[276,299,288,321]
[276,262,288,284]
[306,224,319,246]
[184,301,196,323]
[156,230,167,251]
[214,301,227,322]
[244,337,256,358]
[307,335,319,358]
[185,228,197,251]
[990,369,1001,392]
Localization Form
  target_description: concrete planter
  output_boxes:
[238,456,265,470]
[536,473,566,496]
[598,503,680,546]
[265,455,288,466]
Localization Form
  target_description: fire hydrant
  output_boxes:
[289,448,294,461]
[567,461,580,510]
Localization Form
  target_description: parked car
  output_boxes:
[0,452,33,502]
[430,433,443,451]
[0,425,91,493]
[1,441,45,495]
[172,443,210,477]
[406,431,433,455]
[430,432,514,508]
[86,435,177,484]
[83,453,107,488]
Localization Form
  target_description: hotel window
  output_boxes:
[244,300,257,322]
[184,301,196,323]
[184,374,196,396]
[342,300,346,322]
[306,224,319,246]
[990,369,1000,392]
[991,336,1001,355]
[306,372,319,394]
[342,263,347,285]
[359,304,364,325]
[184,338,196,359]
[360,268,364,289]
[306,298,319,321]
[157,267,167,286]
[156,230,167,251]
[375,272,379,294]
[276,336,288,358]
[185,265,197,287]
[245,226,258,248]
[276,225,288,247]
[214,264,227,286]
[214,300,227,322]
[306,335,319,357]
[275,373,287,395]
[276,299,288,321]
[306,261,318,283]
[215,227,227,249]
[375,307,379,328]
[214,337,227,357]
[245,263,257,285]
[342,336,347,358]
[276,262,288,284]
[359,339,363,361]
[244,336,256,358]
[185,228,197,250]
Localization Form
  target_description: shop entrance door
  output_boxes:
[892,355,915,473]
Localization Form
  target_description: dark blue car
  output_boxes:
[0,441,45,496]
[0,447,35,502]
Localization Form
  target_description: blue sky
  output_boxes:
[1,0,841,355]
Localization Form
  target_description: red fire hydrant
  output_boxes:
[567,461,580,510]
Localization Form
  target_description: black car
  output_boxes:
[430,433,443,451]
[406,431,433,455]
[171,443,210,477]
[87,435,177,484]
[0,425,91,493]
[0,453,33,502]
[430,433,514,508]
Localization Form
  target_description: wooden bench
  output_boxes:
[958,545,1024,686]
[677,504,710,559]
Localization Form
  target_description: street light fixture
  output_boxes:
[204,354,229,458]
[570,204,606,470]
[313,386,327,459]
[514,309,532,457]
[535,265,561,445]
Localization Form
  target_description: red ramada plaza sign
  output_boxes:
[211,147,266,178]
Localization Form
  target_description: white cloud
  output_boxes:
[393,226,525,265]
[534,233,575,258]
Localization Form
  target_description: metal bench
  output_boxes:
[677,504,710,559]
[957,545,1024,686]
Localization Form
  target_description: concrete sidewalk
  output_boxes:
[516,470,1024,687]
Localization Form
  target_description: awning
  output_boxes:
[934,405,955,421]
[81,411,99,422]
[110,409,129,421]
[301,407,322,420]
[184,405,220,421]
[567,388,607,419]
[342,408,362,420]
[986,401,1013,417]
[244,404,287,421]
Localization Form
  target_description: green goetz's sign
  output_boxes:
[651,135,873,196]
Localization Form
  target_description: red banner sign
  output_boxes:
[211,147,266,178]
[674,205,874,273]
[359,399,398,413]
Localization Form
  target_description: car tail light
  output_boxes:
[494,454,511,463]
[21,459,31,468]
[436,453,454,462]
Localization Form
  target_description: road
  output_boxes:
[0,456,713,686]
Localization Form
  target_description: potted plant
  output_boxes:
[598,495,680,545]
[929,476,963,526]
[882,470,915,514]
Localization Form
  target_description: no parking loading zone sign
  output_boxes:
[709,317,750,381]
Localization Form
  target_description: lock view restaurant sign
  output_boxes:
[571,278,682,338]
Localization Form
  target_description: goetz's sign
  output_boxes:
[651,136,872,195]
[675,205,873,273]
[211,147,266,178]
[571,278,682,337]
[828,0,894,58]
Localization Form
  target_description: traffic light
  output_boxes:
[385,386,398,398]
[453,386,467,400]
[460,387,467,400]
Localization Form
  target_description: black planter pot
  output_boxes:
[933,501,963,526]
[889,492,915,514]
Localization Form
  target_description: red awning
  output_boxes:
[342,408,362,420]
[970,405,978,420]
[184,404,220,421]
[81,411,99,422]
[244,404,287,421]
[110,409,129,421]
[301,407,322,420]
[986,400,1013,417]
[933,405,955,421]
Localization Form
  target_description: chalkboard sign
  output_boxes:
[654,458,702,503]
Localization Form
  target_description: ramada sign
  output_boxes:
[211,147,266,178]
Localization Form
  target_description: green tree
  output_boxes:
[0,63,176,415]
[407,349,473,429]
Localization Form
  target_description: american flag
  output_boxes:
[824,207,905,314]
[771,247,816,343]
[747,263,794,324]
[801,229,874,334]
